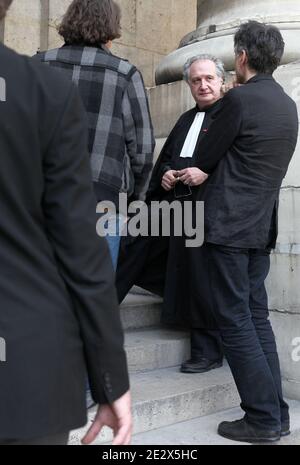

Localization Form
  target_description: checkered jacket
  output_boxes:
[34,45,155,204]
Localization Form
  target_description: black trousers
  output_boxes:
[190,328,223,362]
[205,243,289,430]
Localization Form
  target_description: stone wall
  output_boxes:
[1,0,197,87]
[112,0,197,88]
[267,63,300,400]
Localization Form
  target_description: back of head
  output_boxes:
[0,0,12,21]
[234,21,285,74]
[58,0,121,47]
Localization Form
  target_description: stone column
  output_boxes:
[156,0,300,84]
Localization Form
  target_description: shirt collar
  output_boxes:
[62,42,112,55]
[246,73,275,84]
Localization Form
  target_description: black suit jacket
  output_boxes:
[195,74,298,249]
[0,43,129,440]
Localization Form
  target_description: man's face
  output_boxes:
[188,60,223,109]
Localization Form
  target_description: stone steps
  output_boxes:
[132,406,250,446]
[70,292,299,446]
[125,328,190,372]
[120,293,162,330]
[69,292,240,445]
[126,365,239,436]
[69,364,240,445]
[131,400,300,445]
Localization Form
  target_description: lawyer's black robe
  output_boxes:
[116,101,221,329]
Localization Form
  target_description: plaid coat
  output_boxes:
[34,45,155,204]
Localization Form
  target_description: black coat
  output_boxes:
[195,74,298,248]
[117,102,222,329]
[0,44,128,440]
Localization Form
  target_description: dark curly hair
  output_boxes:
[58,0,121,47]
[234,21,285,74]
[0,0,13,21]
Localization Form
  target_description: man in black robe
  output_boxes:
[116,54,226,373]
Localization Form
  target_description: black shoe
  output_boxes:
[281,422,290,437]
[180,357,223,374]
[218,418,281,444]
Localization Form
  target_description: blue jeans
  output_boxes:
[105,235,121,271]
[104,214,126,269]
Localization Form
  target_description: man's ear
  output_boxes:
[240,50,248,66]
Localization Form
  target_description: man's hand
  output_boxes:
[161,170,178,191]
[177,168,208,186]
[81,390,132,446]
